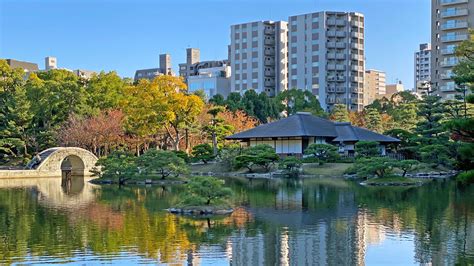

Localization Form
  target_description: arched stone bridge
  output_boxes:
[0,147,98,178]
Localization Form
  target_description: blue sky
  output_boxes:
[0,0,430,89]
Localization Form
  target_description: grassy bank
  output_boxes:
[302,163,352,177]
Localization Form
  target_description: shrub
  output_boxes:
[394,160,419,177]
[304,144,339,165]
[419,144,453,168]
[93,151,137,185]
[233,144,279,172]
[279,156,302,177]
[179,176,233,207]
[354,157,397,179]
[355,141,380,158]
[456,170,474,185]
[219,145,242,170]
[173,150,190,163]
[136,149,188,179]
[191,143,215,164]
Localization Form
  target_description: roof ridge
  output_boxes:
[297,114,307,135]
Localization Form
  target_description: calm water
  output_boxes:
[0,176,473,265]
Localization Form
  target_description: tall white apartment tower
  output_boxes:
[288,11,365,112]
[431,0,473,99]
[414,43,432,92]
[230,21,288,96]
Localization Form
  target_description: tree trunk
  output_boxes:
[212,132,218,156]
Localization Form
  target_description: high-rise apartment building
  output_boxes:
[230,20,288,96]
[414,43,432,93]
[364,69,386,106]
[288,11,365,111]
[431,0,473,99]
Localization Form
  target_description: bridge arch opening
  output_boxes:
[60,155,85,195]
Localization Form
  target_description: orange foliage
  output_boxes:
[219,109,258,134]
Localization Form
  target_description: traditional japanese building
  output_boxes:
[226,112,399,156]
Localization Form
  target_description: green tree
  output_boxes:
[209,94,225,106]
[391,103,419,131]
[85,71,128,114]
[329,104,349,122]
[394,160,419,177]
[276,89,324,116]
[364,108,383,133]
[136,149,188,179]
[304,144,339,165]
[191,144,215,164]
[279,156,302,177]
[355,141,380,158]
[452,29,474,104]
[180,176,233,206]
[225,92,244,112]
[0,60,33,161]
[419,144,454,168]
[414,95,447,144]
[26,70,88,151]
[94,151,137,185]
[354,157,397,179]
[205,106,233,156]
[234,144,279,172]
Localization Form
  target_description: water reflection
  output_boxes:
[0,176,472,265]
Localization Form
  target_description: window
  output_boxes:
[312,62,319,67]
[291,64,297,69]
[291,75,297,80]
[312,17,319,23]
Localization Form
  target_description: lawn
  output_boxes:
[302,163,352,177]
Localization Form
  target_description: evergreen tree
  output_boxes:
[329,104,349,122]
[364,108,383,133]
[414,95,447,144]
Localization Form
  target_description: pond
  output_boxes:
[0,176,473,265]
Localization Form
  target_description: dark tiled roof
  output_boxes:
[226,113,400,143]
[226,112,337,139]
[333,123,400,143]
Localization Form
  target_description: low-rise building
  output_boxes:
[187,65,231,99]
[226,112,399,156]
[5,59,39,72]
[134,53,174,82]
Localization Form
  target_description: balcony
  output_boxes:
[351,32,363,38]
[441,47,456,55]
[336,20,346,26]
[440,21,468,30]
[351,43,363,49]
[336,53,346,60]
[327,64,336,70]
[327,97,336,104]
[327,87,336,93]
[336,65,346,71]
[264,28,275,35]
[440,85,456,92]
[264,58,275,66]
[351,65,363,71]
[327,42,336,48]
[336,31,346,37]
[264,38,275,45]
[441,34,468,42]
[351,21,363,28]
[351,76,362,82]
[351,54,361,60]
[264,80,275,87]
[336,43,346,49]
[441,8,468,18]
[351,87,360,93]
[327,31,337,37]
[440,72,454,79]
[440,59,459,67]
[327,19,337,26]
[264,49,275,56]
[335,98,346,104]
[440,0,468,5]
[327,76,346,82]
[336,87,346,93]
[264,70,275,76]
